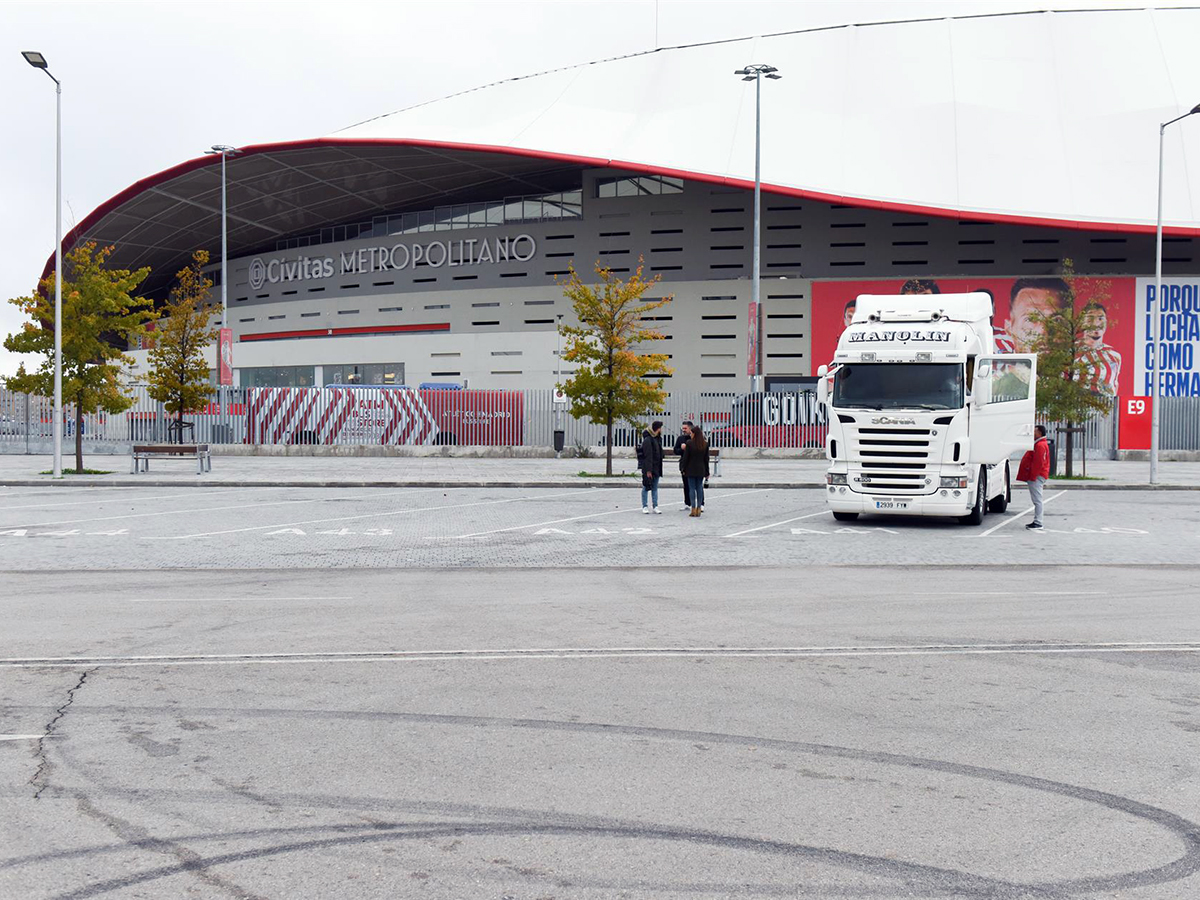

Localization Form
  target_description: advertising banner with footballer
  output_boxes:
[811,276,1136,399]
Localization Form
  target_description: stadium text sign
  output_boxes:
[247,234,537,290]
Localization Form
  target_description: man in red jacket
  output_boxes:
[1022,425,1052,530]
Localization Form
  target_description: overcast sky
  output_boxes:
[1,0,1191,377]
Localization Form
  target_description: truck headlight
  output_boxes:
[940,476,968,488]
[827,473,848,485]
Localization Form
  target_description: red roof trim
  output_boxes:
[42,135,1200,284]
[240,322,450,343]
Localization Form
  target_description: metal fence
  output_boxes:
[3,386,1199,453]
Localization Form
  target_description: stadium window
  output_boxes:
[595,175,683,198]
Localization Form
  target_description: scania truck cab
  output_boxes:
[817,293,1037,525]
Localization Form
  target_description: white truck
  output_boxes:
[816,293,1037,525]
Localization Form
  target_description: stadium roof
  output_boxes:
[46,6,1200,293]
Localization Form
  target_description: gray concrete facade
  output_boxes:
[129,166,1197,392]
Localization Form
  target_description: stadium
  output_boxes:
[46,6,1200,397]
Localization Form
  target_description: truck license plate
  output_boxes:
[875,499,908,510]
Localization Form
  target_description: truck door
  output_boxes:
[968,354,1038,465]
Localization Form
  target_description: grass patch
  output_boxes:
[39,468,113,475]
[577,470,637,478]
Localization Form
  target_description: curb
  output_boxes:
[2,479,1198,491]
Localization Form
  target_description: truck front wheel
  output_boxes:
[832,511,859,522]
[959,468,987,525]
[988,463,1010,514]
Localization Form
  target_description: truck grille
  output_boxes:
[852,426,935,494]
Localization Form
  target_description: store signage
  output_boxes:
[247,234,537,290]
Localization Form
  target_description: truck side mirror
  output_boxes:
[816,365,829,405]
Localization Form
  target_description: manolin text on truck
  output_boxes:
[817,293,1037,525]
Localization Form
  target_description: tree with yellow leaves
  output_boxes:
[558,258,673,475]
[146,250,221,443]
[4,242,155,472]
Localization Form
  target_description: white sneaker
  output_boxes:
[652,507,662,515]
[642,507,650,515]
[701,505,705,511]
[681,502,690,511]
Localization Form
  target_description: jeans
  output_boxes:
[1028,476,1045,524]
[641,475,660,509]
[686,476,705,508]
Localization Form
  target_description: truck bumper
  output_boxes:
[824,486,972,516]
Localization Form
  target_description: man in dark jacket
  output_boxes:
[673,421,693,511]
[639,421,665,514]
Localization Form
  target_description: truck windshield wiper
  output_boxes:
[837,404,883,410]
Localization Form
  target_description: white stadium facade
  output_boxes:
[46,6,1200,393]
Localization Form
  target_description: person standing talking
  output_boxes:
[639,420,665,515]
[680,423,710,518]
[673,421,693,510]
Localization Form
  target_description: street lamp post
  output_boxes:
[734,64,781,394]
[23,50,63,478]
[205,144,239,441]
[555,313,564,457]
[1151,102,1200,485]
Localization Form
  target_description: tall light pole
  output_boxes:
[1151,102,1200,485]
[554,313,564,457]
[23,51,63,478]
[205,144,239,441]
[734,64,781,394]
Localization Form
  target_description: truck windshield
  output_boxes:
[833,363,964,410]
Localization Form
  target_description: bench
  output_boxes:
[131,443,212,474]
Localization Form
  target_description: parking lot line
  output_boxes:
[127,596,353,603]
[4,640,1200,669]
[0,487,254,512]
[449,488,774,539]
[725,508,828,538]
[3,492,401,531]
[155,488,599,539]
[978,490,1067,537]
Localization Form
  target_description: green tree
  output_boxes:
[1028,260,1113,477]
[146,250,220,442]
[4,242,155,472]
[558,259,673,475]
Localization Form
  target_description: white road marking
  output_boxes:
[127,597,353,603]
[978,490,1067,537]
[450,489,773,539]
[3,493,394,531]
[0,734,48,741]
[0,488,252,512]
[3,640,1199,669]
[725,508,827,537]
[156,488,599,540]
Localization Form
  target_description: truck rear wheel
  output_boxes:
[832,511,859,522]
[988,463,1010,514]
[959,468,986,525]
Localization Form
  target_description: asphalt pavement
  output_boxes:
[3,483,1200,898]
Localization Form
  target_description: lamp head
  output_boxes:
[766,73,782,80]
[22,51,48,69]
[1191,103,1200,116]
[733,68,750,75]
[742,76,756,82]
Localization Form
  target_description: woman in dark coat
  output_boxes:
[679,423,709,517]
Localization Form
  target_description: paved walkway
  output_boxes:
[0,453,1197,489]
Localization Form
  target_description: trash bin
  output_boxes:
[1047,437,1058,478]
[553,430,565,453]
